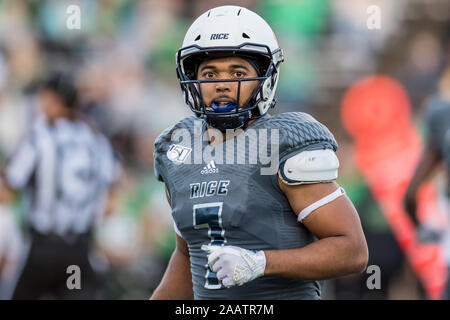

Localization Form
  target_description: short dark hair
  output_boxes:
[40,72,78,109]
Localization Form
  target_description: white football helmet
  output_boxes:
[176,5,284,131]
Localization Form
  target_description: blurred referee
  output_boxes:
[0,72,117,299]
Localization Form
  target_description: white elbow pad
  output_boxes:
[279,149,339,185]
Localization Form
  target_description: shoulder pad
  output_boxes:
[154,116,198,149]
[279,149,339,185]
[255,112,338,156]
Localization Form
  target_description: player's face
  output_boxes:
[197,56,259,108]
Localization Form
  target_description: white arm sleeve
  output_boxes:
[298,187,346,223]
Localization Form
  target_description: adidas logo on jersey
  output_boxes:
[201,160,219,175]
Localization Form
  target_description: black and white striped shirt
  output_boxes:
[5,116,116,236]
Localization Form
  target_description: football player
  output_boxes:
[404,66,450,298]
[150,6,368,300]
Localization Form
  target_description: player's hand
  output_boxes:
[201,245,266,288]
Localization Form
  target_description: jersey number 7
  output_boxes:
[193,202,226,289]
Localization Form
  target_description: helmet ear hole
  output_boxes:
[242,33,250,39]
[195,35,201,41]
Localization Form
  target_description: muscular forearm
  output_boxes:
[150,249,194,300]
[264,235,367,280]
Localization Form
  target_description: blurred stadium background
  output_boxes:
[0,0,449,299]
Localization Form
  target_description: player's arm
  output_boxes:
[150,186,194,300]
[150,234,194,300]
[403,142,442,226]
[264,179,368,280]
[203,148,367,287]
[205,181,368,284]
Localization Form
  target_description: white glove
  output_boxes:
[201,245,266,288]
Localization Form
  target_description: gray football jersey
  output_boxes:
[154,112,338,300]
[425,95,450,194]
